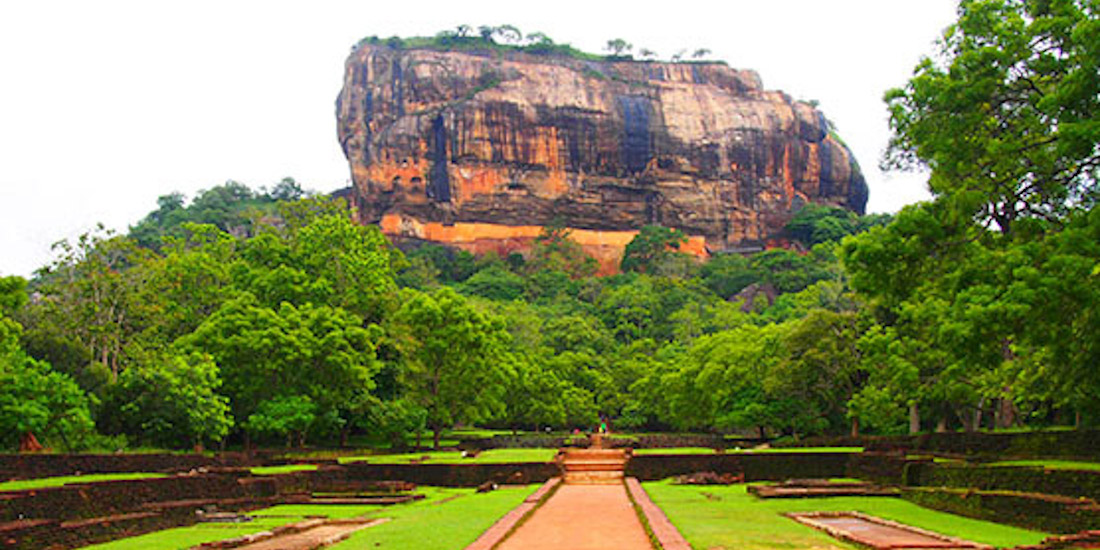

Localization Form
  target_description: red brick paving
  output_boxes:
[495,484,653,550]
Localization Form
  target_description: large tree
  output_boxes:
[884,0,1099,231]
[391,288,511,448]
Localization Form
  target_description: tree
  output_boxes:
[605,38,633,57]
[526,223,598,279]
[29,226,152,382]
[244,396,316,448]
[493,25,523,45]
[691,48,711,59]
[0,303,94,452]
[100,352,232,449]
[390,288,511,448]
[268,177,305,201]
[621,225,688,274]
[884,0,1100,233]
[459,266,525,301]
[180,294,381,442]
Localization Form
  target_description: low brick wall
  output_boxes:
[0,473,278,523]
[339,462,560,487]
[904,461,1100,501]
[902,486,1100,534]
[846,452,921,485]
[0,453,254,481]
[625,452,852,482]
[783,430,1100,460]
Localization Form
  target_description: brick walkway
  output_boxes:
[495,484,653,550]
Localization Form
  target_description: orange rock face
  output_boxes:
[336,45,867,268]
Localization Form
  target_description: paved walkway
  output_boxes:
[495,484,653,550]
[234,519,387,550]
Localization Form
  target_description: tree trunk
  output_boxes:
[19,431,44,453]
[850,417,860,438]
[339,425,350,448]
[972,397,985,432]
[1076,410,1083,430]
[415,429,423,451]
[757,425,766,440]
[432,427,442,450]
[908,402,921,434]
[997,391,1018,429]
[935,414,948,433]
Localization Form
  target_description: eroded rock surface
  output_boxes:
[336,45,867,271]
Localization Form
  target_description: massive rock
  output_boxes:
[336,44,868,272]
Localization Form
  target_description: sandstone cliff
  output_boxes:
[336,44,867,272]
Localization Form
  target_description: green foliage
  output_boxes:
[884,0,1099,231]
[786,203,892,246]
[129,180,294,249]
[621,225,689,274]
[0,310,95,451]
[99,352,232,448]
[244,396,317,447]
[459,265,525,301]
[181,294,381,440]
[391,288,512,447]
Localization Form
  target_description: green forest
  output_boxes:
[1,0,1097,452]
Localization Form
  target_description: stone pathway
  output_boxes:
[788,512,991,550]
[231,518,387,550]
[495,484,653,550]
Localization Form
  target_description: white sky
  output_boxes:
[0,0,958,277]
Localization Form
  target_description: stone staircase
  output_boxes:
[560,448,629,485]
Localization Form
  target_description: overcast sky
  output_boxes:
[0,0,958,277]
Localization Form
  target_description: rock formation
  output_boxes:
[336,43,867,272]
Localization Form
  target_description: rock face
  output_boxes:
[336,44,867,272]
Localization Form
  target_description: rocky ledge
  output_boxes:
[336,44,867,272]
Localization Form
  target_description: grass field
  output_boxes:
[733,446,864,453]
[633,447,719,455]
[329,485,534,549]
[987,459,1100,471]
[0,472,167,492]
[644,481,1049,549]
[633,446,864,455]
[248,464,320,475]
[79,486,533,549]
[339,448,557,465]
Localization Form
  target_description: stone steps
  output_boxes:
[560,448,628,485]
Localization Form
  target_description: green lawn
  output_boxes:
[339,448,556,465]
[633,447,720,455]
[987,459,1100,471]
[79,486,530,550]
[0,472,167,492]
[329,485,534,549]
[249,464,320,475]
[632,447,864,455]
[732,446,864,453]
[644,481,1049,550]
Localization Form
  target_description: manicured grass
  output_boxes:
[339,448,556,465]
[633,447,720,455]
[249,464,320,475]
[80,486,522,550]
[80,515,303,550]
[630,446,863,455]
[732,446,864,453]
[987,459,1100,471]
[0,472,167,492]
[644,481,1049,550]
[329,485,535,550]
